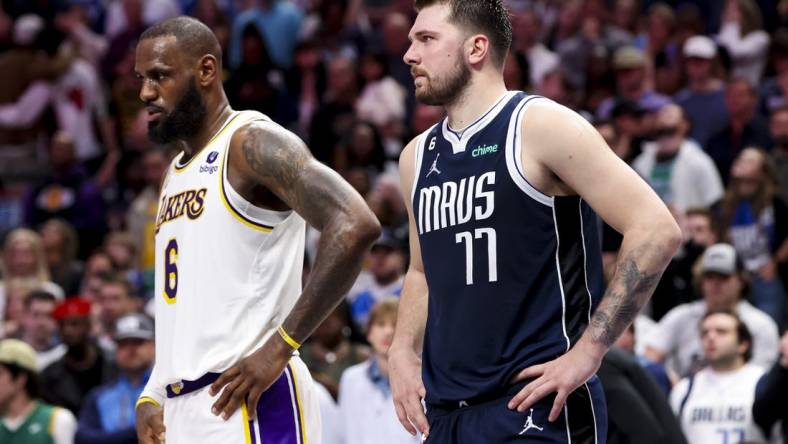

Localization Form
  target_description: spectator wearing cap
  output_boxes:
[644,243,779,379]
[633,103,724,213]
[40,298,116,415]
[0,338,77,443]
[707,78,773,184]
[75,313,153,444]
[338,298,419,444]
[675,35,729,149]
[596,45,672,121]
[346,229,406,331]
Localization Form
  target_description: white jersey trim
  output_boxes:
[441,91,516,153]
[505,95,554,207]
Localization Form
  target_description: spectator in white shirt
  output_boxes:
[338,299,419,444]
[644,243,779,379]
[670,310,767,444]
[717,0,770,85]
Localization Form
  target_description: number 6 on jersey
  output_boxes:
[164,238,178,303]
[455,227,497,285]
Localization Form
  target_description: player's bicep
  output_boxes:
[524,101,671,234]
[231,121,366,230]
[399,139,425,274]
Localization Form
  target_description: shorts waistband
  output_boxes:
[166,373,221,398]
[426,379,531,415]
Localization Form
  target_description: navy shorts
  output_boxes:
[425,375,607,443]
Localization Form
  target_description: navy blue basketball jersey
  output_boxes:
[411,92,605,404]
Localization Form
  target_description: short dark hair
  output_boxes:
[414,0,512,68]
[140,16,222,64]
[701,309,753,362]
[0,363,41,399]
[99,273,135,298]
[24,290,56,309]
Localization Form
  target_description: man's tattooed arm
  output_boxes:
[231,120,381,344]
[587,242,670,349]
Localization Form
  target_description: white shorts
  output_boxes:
[163,357,321,444]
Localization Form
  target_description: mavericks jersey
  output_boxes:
[412,92,604,403]
[670,364,767,444]
[149,110,306,387]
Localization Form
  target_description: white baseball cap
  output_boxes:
[13,14,44,46]
[684,35,717,60]
[701,243,738,275]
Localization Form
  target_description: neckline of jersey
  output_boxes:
[173,111,240,171]
[441,91,515,152]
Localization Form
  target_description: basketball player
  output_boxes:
[132,17,381,444]
[669,310,766,444]
[389,1,682,442]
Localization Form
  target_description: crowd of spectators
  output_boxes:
[1,0,788,443]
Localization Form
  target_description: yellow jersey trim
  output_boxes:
[241,403,253,444]
[288,363,308,444]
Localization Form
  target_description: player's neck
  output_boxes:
[181,101,233,157]
[445,77,507,131]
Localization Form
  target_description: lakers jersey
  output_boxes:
[143,110,306,398]
[411,92,605,404]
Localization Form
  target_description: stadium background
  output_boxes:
[0,0,788,443]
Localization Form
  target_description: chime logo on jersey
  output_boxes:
[155,188,208,233]
[417,171,495,234]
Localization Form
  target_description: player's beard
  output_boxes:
[415,50,471,107]
[148,77,207,144]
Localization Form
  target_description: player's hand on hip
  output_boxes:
[389,344,430,438]
[136,402,165,444]
[209,339,292,421]
[507,343,603,422]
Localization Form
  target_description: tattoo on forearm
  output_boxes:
[589,246,664,347]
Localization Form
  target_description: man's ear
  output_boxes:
[197,54,219,87]
[466,34,491,66]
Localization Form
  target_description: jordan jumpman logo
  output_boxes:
[426,153,441,177]
[518,409,544,435]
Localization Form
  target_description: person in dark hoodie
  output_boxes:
[752,330,788,441]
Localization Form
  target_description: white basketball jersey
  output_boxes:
[146,110,306,392]
[670,364,767,444]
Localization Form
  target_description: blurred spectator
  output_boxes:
[610,0,641,40]
[95,274,140,353]
[228,0,304,70]
[753,330,788,441]
[0,339,76,443]
[719,147,788,327]
[225,23,288,120]
[609,99,649,164]
[642,3,683,95]
[598,347,687,444]
[613,322,672,395]
[101,0,147,82]
[334,121,388,183]
[596,45,672,120]
[717,0,771,85]
[41,298,116,415]
[104,0,181,40]
[76,313,154,444]
[644,243,779,378]
[102,232,143,294]
[78,251,115,301]
[758,28,788,114]
[300,303,369,399]
[339,299,418,444]
[1,228,65,317]
[20,290,65,371]
[39,219,83,296]
[0,14,73,181]
[512,8,559,88]
[355,51,407,152]
[54,4,109,66]
[675,35,729,148]
[707,78,772,183]
[23,132,108,257]
[315,381,344,444]
[2,278,40,338]
[366,173,408,232]
[669,310,767,443]
[286,39,327,136]
[769,105,788,200]
[309,55,359,164]
[347,230,405,330]
[188,0,231,56]
[632,104,724,212]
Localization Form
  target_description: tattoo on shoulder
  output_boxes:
[241,124,309,190]
[589,248,663,347]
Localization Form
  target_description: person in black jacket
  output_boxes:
[598,347,687,444]
[753,330,788,440]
